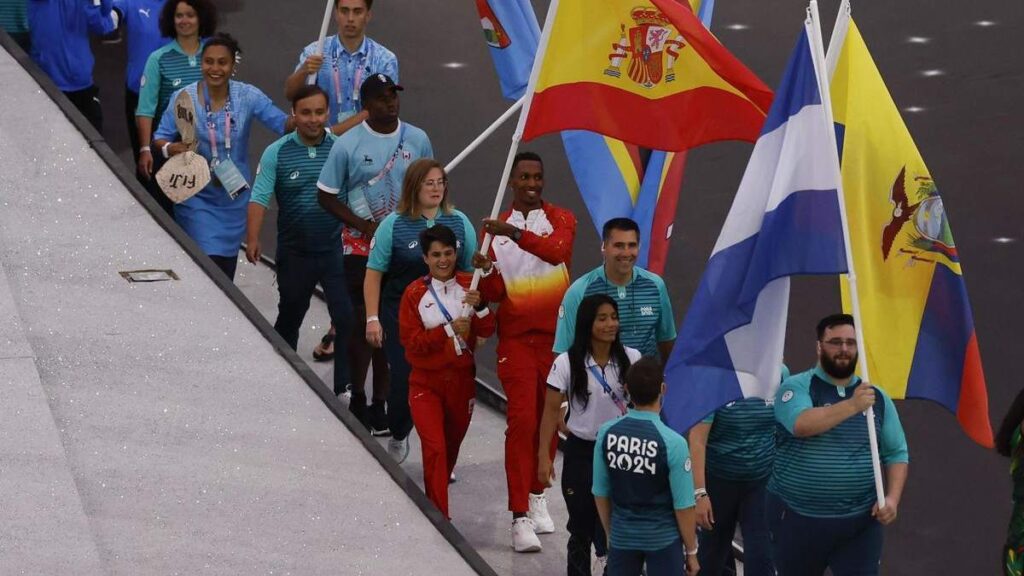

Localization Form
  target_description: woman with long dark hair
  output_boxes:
[997,388,1024,575]
[537,293,641,573]
[153,33,293,280]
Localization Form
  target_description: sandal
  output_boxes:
[312,331,335,361]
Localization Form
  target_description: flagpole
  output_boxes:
[309,0,334,84]
[824,0,851,81]
[807,0,886,509]
[444,96,525,173]
[461,0,561,309]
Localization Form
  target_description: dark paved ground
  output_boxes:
[89,1,1023,572]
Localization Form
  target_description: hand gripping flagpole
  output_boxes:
[309,0,334,84]
[444,96,525,173]
[807,0,886,509]
[460,0,562,315]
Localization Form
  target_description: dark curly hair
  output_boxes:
[159,0,218,39]
[201,33,242,61]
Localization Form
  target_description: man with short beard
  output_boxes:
[767,314,909,576]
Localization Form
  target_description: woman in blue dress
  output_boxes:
[154,33,293,280]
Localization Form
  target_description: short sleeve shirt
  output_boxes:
[296,35,399,124]
[251,131,341,254]
[137,40,203,122]
[593,410,695,551]
[316,120,433,256]
[769,365,909,518]
[554,266,676,356]
[546,347,643,441]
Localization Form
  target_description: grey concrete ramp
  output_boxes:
[0,43,484,575]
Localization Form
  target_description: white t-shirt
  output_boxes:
[547,347,643,441]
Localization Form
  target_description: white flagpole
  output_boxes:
[807,0,886,509]
[309,0,334,85]
[444,96,525,173]
[824,0,851,81]
[461,0,561,309]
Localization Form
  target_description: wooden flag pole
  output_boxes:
[807,0,886,508]
[309,0,334,85]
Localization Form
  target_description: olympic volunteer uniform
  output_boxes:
[138,39,204,135]
[696,364,790,576]
[367,211,477,442]
[251,130,352,395]
[295,35,397,126]
[477,202,576,516]
[155,81,288,278]
[594,410,696,575]
[112,0,169,153]
[28,0,118,130]
[548,346,642,576]
[399,271,494,518]
[768,366,909,575]
[554,267,676,357]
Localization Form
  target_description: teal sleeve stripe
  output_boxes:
[661,424,695,510]
[250,138,284,207]
[136,48,167,117]
[879,391,909,464]
[651,272,677,341]
[553,273,591,353]
[774,373,813,434]
[457,211,477,272]
[367,214,397,272]
[592,425,611,497]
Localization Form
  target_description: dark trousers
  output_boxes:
[274,249,352,396]
[698,474,773,576]
[10,31,31,53]
[344,255,388,406]
[608,539,685,576]
[381,300,413,440]
[64,85,103,132]
[125,87,141,163]
[766,491,883,576]
[562,434,608,576]
[208,255,238,282]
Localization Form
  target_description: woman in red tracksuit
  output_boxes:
[399,224,495,519]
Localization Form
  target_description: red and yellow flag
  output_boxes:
[522,0,773,152]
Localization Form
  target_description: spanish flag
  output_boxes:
[522,0,773,151]
[831,20,993,447]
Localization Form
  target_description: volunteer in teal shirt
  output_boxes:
[594,356,699,576]
[767,314,909,576]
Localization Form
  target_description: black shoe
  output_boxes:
[369,402,391,437]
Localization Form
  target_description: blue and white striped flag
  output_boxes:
[663,28,847,433]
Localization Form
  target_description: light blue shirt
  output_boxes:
[155,81,288,256]
[296,35,398,124]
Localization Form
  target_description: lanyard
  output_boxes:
[426,279,468,355]
[331,39,371,106]
[202,82,232,161]
[587,364,628,416]
[367,124,406,188]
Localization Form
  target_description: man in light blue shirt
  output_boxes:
[284,0,397,136]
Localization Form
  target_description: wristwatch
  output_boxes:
[511,229,523,242]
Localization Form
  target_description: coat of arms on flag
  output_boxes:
[605,7,685,86]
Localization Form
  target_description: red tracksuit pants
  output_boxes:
[409,368,476,519]
[498,334,559,513]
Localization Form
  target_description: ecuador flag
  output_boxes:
[522,0,772,151]
[830,20,993,447]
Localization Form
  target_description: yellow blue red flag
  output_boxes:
[522,0,772,151]
[830,20,993,447]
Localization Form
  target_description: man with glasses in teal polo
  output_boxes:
[766,313,910,576]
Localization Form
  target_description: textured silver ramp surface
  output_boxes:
[0,47,475,575]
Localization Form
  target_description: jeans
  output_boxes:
[562,434,608,576]
[274,249,352,395]
[698,473,773,576]
[766,491,883,576]
[381,299,413,440]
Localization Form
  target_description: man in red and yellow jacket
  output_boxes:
[400,224,495,519]
[473,152,576,552]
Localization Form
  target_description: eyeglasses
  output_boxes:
[423,178,447,188]
[821,338,858,349]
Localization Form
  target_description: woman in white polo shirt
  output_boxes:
[537,293,641,574]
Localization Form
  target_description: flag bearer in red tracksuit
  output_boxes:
[472,152,577,552]
[400,224,495,519]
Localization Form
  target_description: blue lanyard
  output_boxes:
[426,279,468,353]
[587,364,628,416]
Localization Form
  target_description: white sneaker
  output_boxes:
[511,517,542,552]
[592,554,607,576]
[387,437,409,464]
[527,492,555,534]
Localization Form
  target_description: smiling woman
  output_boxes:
[152,33,295,281]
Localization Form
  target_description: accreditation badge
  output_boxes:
[212,157,249,200]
